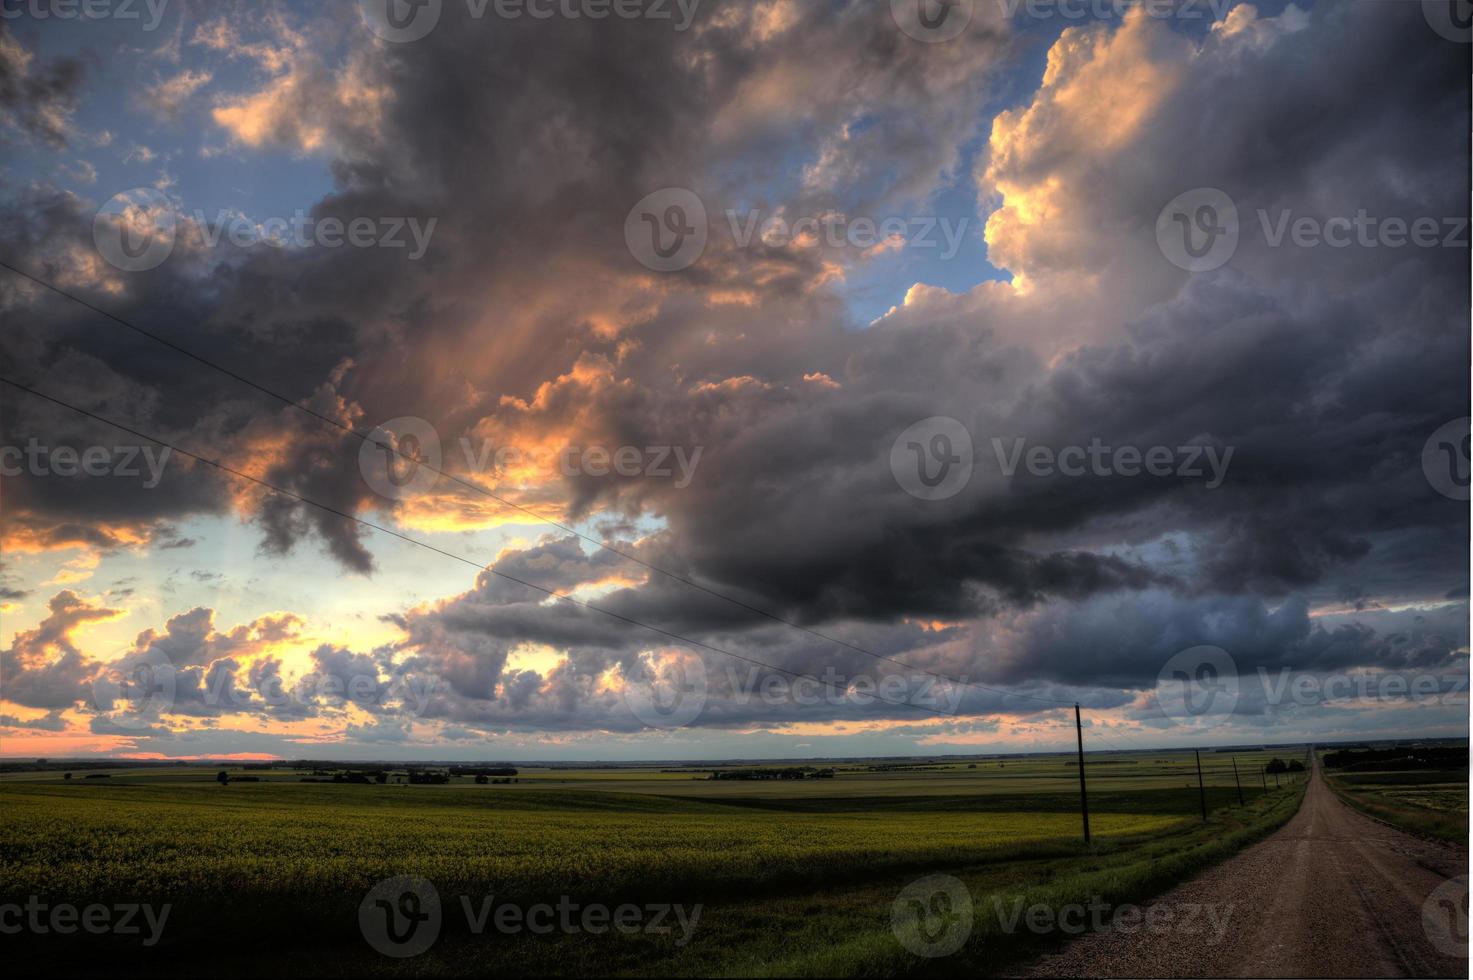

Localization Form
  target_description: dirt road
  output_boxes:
[1023,760,1468,978]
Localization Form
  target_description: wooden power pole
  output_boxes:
[1074,703,1091,844]
[1232,757,1244,806]
[1195,749,1207,821]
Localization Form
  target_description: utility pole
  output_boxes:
[1260,766,1267,792]
[1195,749,1207,822]
[1074,703,1091,845]
[1232,757,1244,806]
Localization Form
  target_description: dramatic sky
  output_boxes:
[0,0,1467,761]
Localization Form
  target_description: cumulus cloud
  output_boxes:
[0,1,1465,753]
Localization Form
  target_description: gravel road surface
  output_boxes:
[1022,759,1468,977]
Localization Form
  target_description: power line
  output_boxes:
[1,376,988,721]
[0,259,1077,708]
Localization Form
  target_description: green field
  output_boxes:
[0,752,1309,976]
[1324,766,1469,843]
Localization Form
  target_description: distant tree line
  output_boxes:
[709,767,836,780]
[1323,746,1468,771]
[1264,758,1305,774]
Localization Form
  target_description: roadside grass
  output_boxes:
[717,779,1307,977]
[1324,769,1468,843]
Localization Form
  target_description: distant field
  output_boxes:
[1324,765,1468,843]
[0,748,1301,796]
[0,751,1308,976]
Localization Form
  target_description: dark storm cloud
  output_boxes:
[0,28,85,148]
[0,0,1466,740]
